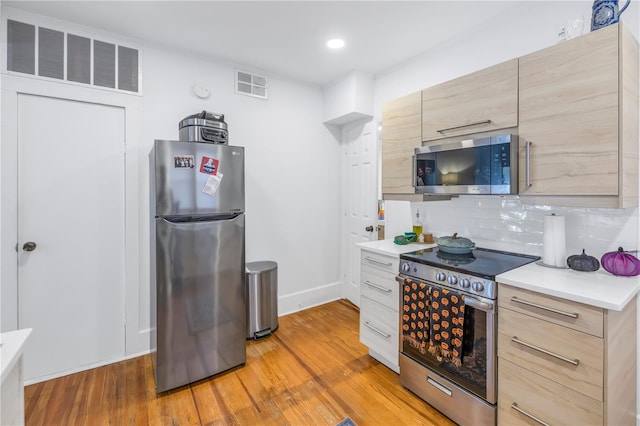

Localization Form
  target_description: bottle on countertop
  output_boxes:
[413,209,423,242]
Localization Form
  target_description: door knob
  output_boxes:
[23,241,37,252]
[365,226,374,232]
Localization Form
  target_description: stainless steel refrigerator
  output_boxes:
[149,139,245,392]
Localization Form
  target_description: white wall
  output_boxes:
[0,9,343,357]
[138,43,344,326]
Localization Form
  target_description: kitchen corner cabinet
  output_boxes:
[381,91,422,197]
[497,284,637,426]
[359,249,400,372]
[421,59,518,142]
[519,23,639,208]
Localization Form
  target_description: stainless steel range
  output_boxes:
[397,247,539,426]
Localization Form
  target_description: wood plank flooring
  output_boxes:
[24,299,454,425]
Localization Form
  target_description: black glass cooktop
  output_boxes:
[400,247,540,279]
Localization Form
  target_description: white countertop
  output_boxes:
[357,239,437,256]
[1,328,32,383]
[497,263,640,311]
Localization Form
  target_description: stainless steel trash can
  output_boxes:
[246,261,278,340]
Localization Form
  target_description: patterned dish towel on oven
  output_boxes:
[402,277,430,355]
[428,287,465,367]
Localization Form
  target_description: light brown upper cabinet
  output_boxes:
[382,91,422,196]
[421,59,518,142]
[519,23,639,208]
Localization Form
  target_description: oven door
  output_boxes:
[399,277,497,404]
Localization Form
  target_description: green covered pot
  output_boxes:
[436,233,476,254]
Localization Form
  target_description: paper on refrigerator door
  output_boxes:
[202,172,223,197]
[542,214,566,267]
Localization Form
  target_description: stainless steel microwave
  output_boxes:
[414,134,518,195]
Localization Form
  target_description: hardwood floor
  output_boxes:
[24,299,454,425]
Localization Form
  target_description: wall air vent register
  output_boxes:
[235,70,268,99]
[5,19,140,94]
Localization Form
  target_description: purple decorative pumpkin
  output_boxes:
[601,247,640,277]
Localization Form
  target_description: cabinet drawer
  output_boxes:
[360,297,399,364]
[498,284,603,337]
[361,250,398,275]
[361,269,399,311]
[498,358,603,426]
[498,308,603,401]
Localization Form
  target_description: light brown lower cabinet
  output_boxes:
[497,284,637,426]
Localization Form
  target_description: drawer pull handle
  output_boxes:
[511,296,579,319]
[364,281,392,293]
[511,336,579,366]
[427,377,452,397]
[436,119,492,133]
[525,141,532,188]
[364,256,393,267]
[364,322,391,339]
[511,402,550,426]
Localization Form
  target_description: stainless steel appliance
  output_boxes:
[149,139,245,392]
[179,111,229,144]
[398,247,539,425]
[414,134,517,195]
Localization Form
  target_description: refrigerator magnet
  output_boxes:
[199,156,219,175]
[202,172,223,197]
[174,155,195,168]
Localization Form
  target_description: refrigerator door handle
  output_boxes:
[161,213,241,224]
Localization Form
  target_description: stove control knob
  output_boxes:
[459,278,471,289]
[401,263,411,273]
[472,281,485,292]
[447,275,458,285]
[435,272,446,281]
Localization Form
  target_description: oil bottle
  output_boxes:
[413,209,423,240]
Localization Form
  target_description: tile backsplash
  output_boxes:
[388,196,639,259]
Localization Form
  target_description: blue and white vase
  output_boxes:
[591,0,631,31]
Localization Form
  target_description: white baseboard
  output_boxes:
[278,281,342,316]
[24,355,126,385]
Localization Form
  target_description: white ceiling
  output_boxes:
[3,1,520,86]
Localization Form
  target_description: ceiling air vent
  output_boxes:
[235,70,268,99]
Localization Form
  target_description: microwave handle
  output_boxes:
[412,154,416,191]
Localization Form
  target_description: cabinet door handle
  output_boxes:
[364,256,393,267]
[510,402,550,426]
[510,296,579,319]
[525,141,532,188]
[511,336,579,366]
[436,119,491,133]
[363,322,391,339]
[364,281,392,293]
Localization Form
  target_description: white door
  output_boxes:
[342,119,378,307]
[17,94,126,382]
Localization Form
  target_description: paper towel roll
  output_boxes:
[543,214,566,267]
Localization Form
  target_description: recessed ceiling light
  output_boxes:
[327,38,345,49]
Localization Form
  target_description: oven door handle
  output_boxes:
[464,297,494,312]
